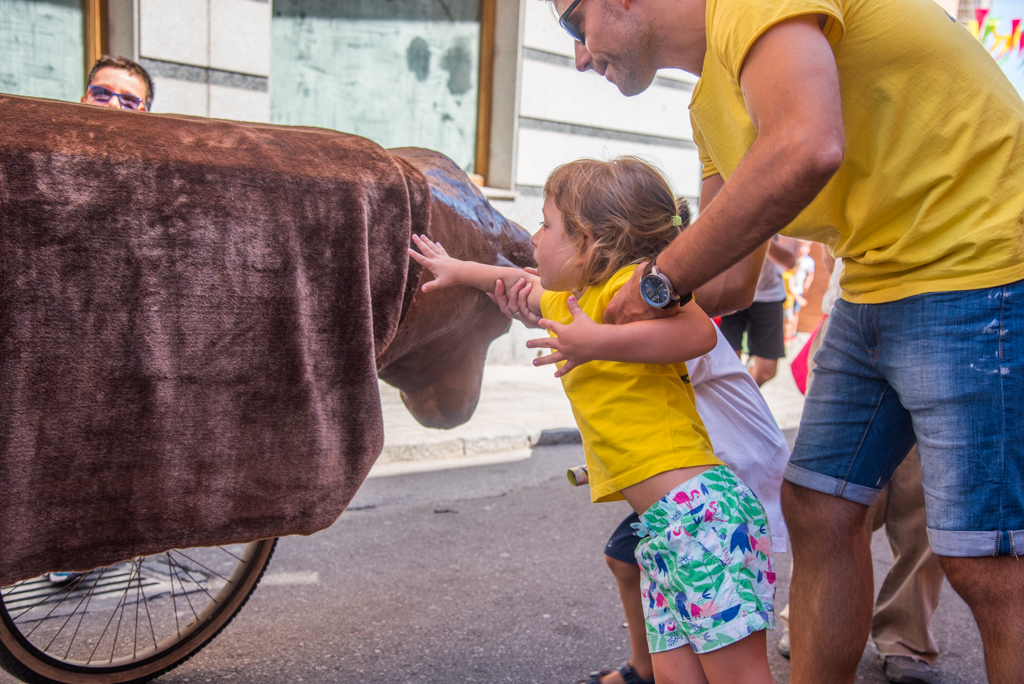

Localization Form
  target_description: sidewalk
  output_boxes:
[372,364,578,477]
[372,335,809,477]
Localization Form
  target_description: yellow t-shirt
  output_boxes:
[690,0,1024,304]
[540,266,722,503]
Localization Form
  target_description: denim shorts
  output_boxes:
[785,280,1024,557]
[636,466,775,654]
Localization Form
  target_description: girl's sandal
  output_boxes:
[575,663,655,684]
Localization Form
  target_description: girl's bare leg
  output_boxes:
[653,631,774,684]
[697,631,774,684]
[651,643,709,684]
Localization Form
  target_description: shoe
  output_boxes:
[575,663,654,684]
[47,571,82,583]
[881,655,933,684]
[777,629,790,658]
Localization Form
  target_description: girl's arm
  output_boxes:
[408,234,545,316]
[527,298,718,377]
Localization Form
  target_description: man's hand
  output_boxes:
[526,296,600,378]
[602,261,679,324]
[486,277,543,328]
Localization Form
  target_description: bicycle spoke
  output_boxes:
[133,561,142,660]
[0,580,29,599]
[139,566,158,651]
[21,574,89,638]
[89,561,136,664]
[11,575,84,623]
[87,567,131,665]
[42,575,97,652]
[168,553,181,638]
[169,549,235,584]
[63,567,108,660]
[217,545,245,563]
[167,555,219,606]
[106,560,137,663]
[168,556,201,625]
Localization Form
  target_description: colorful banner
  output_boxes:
[967,1,1024,93]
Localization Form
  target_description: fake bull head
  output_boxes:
[379,148,533,429]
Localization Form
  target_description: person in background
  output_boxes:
[784,242,815,339]
[81,55,153,112]
[719,235,799,385]
[781,269,797,343]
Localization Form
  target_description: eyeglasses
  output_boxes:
[559,0,586,44]
[86,84,145,111]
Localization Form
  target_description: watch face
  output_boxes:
[641,274,670,307]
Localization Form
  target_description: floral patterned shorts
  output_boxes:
[635,465,776,654]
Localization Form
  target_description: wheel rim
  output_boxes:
[1,541,271,679]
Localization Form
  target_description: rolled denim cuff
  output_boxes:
[783,463,883,506]
[927,528,1024,557]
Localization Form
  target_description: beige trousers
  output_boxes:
[865,445,946,662]
[783,318,946,663]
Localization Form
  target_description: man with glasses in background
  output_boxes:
[81,55,153,113]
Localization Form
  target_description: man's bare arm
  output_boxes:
[692,173,766,317]
[605,15,844,323]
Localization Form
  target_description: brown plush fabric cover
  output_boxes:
[0,95,432,586]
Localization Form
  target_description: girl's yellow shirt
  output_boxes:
[540,265,722,503]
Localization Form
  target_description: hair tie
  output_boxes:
[671,214,683,227]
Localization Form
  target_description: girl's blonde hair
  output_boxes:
[543,156,690,290]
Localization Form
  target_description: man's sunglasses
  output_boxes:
[87,84,145,111]
[559,0,586,44]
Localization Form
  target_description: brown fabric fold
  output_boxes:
[0,95,434,586]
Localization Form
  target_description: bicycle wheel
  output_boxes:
[0,538,276,684]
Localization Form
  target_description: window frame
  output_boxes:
[474,0,497,184]
[83,0,108,84]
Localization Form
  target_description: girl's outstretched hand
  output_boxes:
[527,295,596,378]
[486,278,543,328]
[408,234,463,292]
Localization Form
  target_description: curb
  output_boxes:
[378,427,581,465]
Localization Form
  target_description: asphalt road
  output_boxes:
[1,444,987,684]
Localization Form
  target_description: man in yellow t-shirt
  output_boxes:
[549,0,1024,682]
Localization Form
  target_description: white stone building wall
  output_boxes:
[135,0,272,122]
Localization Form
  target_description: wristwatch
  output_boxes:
[639,257,692,309]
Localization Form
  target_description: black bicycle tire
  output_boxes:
[0,538,277,684]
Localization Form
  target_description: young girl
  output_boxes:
[409,157,776,684]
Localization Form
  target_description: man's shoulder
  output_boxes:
[706,0,845,80]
